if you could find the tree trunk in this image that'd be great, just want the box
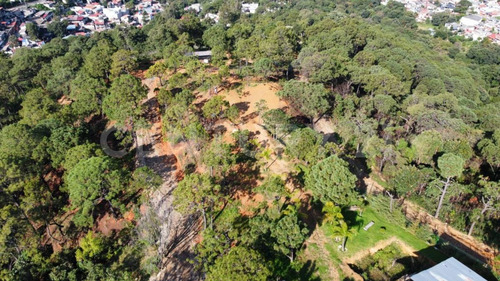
[468,203,490,236]
[434,177,451,218]
[201,208,207,230]
[468,221,477,236]
[342,236,347,252]
[387,192,394,213]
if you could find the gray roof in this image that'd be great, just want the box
[463,14,482,22]
[193,50,212,57]
[411,257,487,281]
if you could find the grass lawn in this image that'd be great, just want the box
[322,202,448,263]
[417,22,435,30]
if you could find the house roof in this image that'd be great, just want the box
[411,258,487,281]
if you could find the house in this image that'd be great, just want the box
[187,50,212,63]
[102,7,127,21]
[205,13,219,23]
[241,3,259,14]
[460,14,483,27]
[184,3,201,13]
[410,257,487,281]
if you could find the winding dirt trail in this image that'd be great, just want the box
[138,77,201,281]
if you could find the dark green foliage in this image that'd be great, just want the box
[305,155,358,206]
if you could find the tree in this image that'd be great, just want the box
[331,219,355,252]
[0,123,42,182]
[202,137,235,177]
[262,109,290,139]
[110,49,138,79]
[63,142,104,171]
[75,231,105,262]
[411,130,443,165]
[202,24,229,63]
[259,25,297,78]
[26,22,40,40]
[388,165,434,199]
[363,136,398,174]
[277,81,330,127]
[286,127,323,164]
[255,175,287,199]
[47,125,84,168]
[173,173,222,230]
[202,96,229,126]
[322,201,354,252]
[305,155,358,206]
[145,61,168,86]
[83,40,115,79]
[65,156,128,227]
[205,246,271,281]
[47,18,69,37]
[8,35,19,48]
[454,0,471,14]
[270,213,308,262]
[225,105,240,124]
[468,179,500,236]
[253,58,274,79]
[19,88,58,126]
[103,74,148,128]
[130,166,162,199]
[434,153,465,218]
[69,73,107,118]
[478,130,500,174]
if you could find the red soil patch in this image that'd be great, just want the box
[96,213,126,236]
[124,210,135,222]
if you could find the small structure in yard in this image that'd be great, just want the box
[363,221,374,231]
[186,50,212,63]
[410,257,487,281]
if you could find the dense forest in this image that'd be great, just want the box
[1,0,499,280]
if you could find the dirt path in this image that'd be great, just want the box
[311,116,498,266]
[364,177,498,264]
[138,78,200,281]
[305,227,342,280]
[344,236,417,264]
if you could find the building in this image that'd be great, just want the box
[410,257,487,281]
[184,3,201,13]
[460,14,483,27]
[241,3,258,14]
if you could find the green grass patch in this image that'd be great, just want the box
[417,22,435,30]
[322,196,447,264]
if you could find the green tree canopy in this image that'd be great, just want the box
[305,155,358,206]
[206,246,271,281]
[103,74,148,128]
[65,156,129,227]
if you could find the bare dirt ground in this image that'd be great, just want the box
[139,77,200,281]
[304,228,342,280]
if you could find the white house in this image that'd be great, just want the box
[460,14,483,27]
[241,3,259,14]
[184,3,201,13]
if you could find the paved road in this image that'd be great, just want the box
[7,0,46,11]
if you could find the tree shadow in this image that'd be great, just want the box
[233,101,250,114]
[241,111,259,123]
[434,234,498,280]
[297,260,321,281]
